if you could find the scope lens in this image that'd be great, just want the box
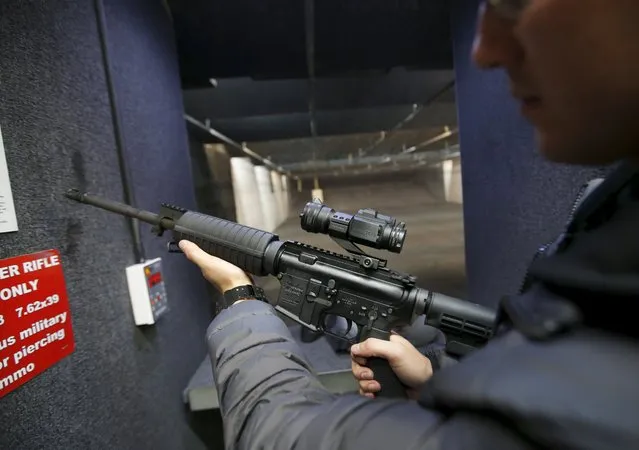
[387,223,407,253]
[300,201,334,233]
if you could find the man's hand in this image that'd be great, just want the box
[179,240,252,294]
[350,333,433,399]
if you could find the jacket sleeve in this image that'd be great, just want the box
[207,300,447,450]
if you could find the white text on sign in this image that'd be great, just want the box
[0,254,60,303]
[0,280,39,301]
[0,255,60,281]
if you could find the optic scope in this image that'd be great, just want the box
[300,200,407,253]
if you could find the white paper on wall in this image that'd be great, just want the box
[0,125,18,233]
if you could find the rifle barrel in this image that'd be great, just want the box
[65,189,164,227]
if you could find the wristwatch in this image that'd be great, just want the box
[222,284,268,308]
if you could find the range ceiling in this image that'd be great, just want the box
[168,0,453,84]
[167,0,458,172]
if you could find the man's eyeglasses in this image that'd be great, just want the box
[487,0,530,19]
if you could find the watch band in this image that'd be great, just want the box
[223,284,267,308]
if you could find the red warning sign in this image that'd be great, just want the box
[0,249,74,398]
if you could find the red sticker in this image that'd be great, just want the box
[0,249,75,398]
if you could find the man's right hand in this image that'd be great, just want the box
[350,333,433,399]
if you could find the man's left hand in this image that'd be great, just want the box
[179,240,252,293]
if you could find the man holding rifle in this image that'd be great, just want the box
[180,1,639,448]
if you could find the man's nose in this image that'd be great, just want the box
[471,4,522,70]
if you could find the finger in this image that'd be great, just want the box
[358,387,376,398]
[179,240,236,270]
[351,355,368,367]
[359,380,381,393]
[351,338,403,362]
[350,360,366,379]
[351,360,359,378]
[179,240,218,268]
[351,363,374,381]
[179,240,249,291]
[389,333,412,347]
[359,380,375,392]
[359,388,375,398]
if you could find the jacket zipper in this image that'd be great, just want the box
[518,182,593,294]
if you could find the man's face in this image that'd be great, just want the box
[473,0,639,165]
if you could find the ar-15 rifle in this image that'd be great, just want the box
[65,189,495,398]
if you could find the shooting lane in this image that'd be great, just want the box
[253,166,279,233]
[0,1,217,448]
[270,170,287,227]
[188,143,237,223]
[229,157,266,229]
[281,174,292,220]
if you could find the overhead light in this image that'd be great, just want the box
[404,126,457,154]
[209,78,218,88]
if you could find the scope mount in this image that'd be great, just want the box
[329,236,388,270]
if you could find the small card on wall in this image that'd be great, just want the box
[0,125,18,234]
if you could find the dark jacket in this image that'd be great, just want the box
[206,165,639,450]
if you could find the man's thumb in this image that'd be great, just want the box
[179,240,206,264]
[351,338,401,362]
